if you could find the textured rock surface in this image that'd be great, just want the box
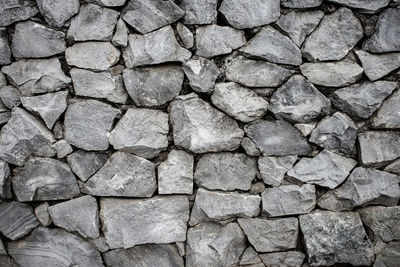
[355,50,400,81]
[240,247,262,265]
[358,131,400,166]
[371,90,400,129]
[0,0,38,27]
[374,241,400,267]
[259,251,305,267]
[258,155,297,186]
[112,18,128,47]
[0,160,11,199]
[179,0,218,25]
[0,86,20,109]
[176,22,193,49]
[36,0,80,28]
[67,150,108,182]
[281,0,322,8]
[34,202,51,226]
[182,57,219,93]
[0,28,11,65]
[328,0,389,14]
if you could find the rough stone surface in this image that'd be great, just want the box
[242,137,261,157]
[67,150,108,182]
[34,202,51,226]
[385,159,400,176]
[371,90,400,129]
[176,22,193,49]
[358,131,400,166]
[240,247,262,265]
[182,58,219,93]
[179,0,218,25]
[374,241,400,267]
[53,139,73,158]
[0,0,38,27]
[112,18,128,47]
[0,28,11,65]
[258,155,297,186]
[355,50,400,81]
[36,0,80,28]
[0,160,11,199]
[281,0,322,8]
[86,0,126,7]
[328,0,389,14]
[259,251,305,267]
[0,86,20,109]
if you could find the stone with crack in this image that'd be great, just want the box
[258,155,297,186]
[176,22,193,49]
[179,0,218,25]
[36,0,80,28]
[259,251,305,267]
[358,131,400,166]
[182,58,220,93]
[355,50,400,81]
[374,241,400,267]
[240,247,262,265]
[0,28,11,65]
[0,86,20,109]
[371,90,400,129]
[67,150,108,182]
[0,0,38,27]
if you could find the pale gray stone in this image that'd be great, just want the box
[34,202,51,226]
[374,242,400,267]
[1,58,71,96]
[112,19,128,47]
[300,59,363,87]
[186,222,246,266]
[86,0,126,6]
[358,131,400,166]
[299,211,374,266]
[170,93,244,153]
[385,159,400,176]
[371,90,400,129]
[288,149,357,189]
[36,0,80,28]
[258,156,297,186]
[355,50,400,81]
[328,0,389,14]
[100,196,189,249]
[0,160,11,199]
[238,218,299,253]
[259,251,305,267]
[67,150,107,182]
[240,247,262,265]
[176,22,193,49]
[7,227,104,267]
[212,82,269,122]
[281,0,322,8]
[0,112,11,126]
[0,0,38,27]
[0,86,20,109]
[158,150,194,195]
[182,57,219,93]
[295,122,317,137]
[196,25,246,58]
[89,236,109,253]
[53,139,73,158]
[241,137,261,156]
[82,152,156,197]
[123,26,191,67]
[176,242,185,257]
[0,28,11,65]
[244,120,310,156]
[179,0,218,24]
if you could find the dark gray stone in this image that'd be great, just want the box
[86,0,126,7]
[358,131,400,166]
[179,0,218,25]
[0,86,20,109]
[0,0,38,27]
[182,57,220,93]
[355,50,400,81]
[241,137,261,156]
[0,160,11,199]
[371,90,400,129]
[0,28,11,65]
[374,242,400,267]
[67,150,108,182]
[328,0,389,14]
[258,155,297,186]
[36,0,80,28]
[281,0,322,8]
[259,251,305,267]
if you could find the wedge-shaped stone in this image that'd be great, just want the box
[100,196,189,249]
[385,159,400,176]
[0,85,20,109]
[0,160,11,199]
[0,28,12,65]
[281,0,322,8]
[328,0,389,14]
[259,251,305,267]
[83,152,156,197]
[112,18,128,47]
[36,0,80,28]
[0,0,38,27]
[182,57,220,93]
[240,247,262,265]
[34,202,51,226]
[258,156,297,186]
[176,22,193,49]
[179,0,218,24]
[371,90,400,129]
[358,131,400,166]
[67,150,107,182]
[355,50,400,81]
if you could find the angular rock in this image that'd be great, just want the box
[36,0,80,28]
[0,160,11,199]
[67,150,108,182]
[244,120,310,156]
[241,137,261,156]
[12,21,66,58]
[65,100,120,151]
[182,57,219,93]
[363,9,400,53]
[240,26,302,66]
[295,122,317,136]
[270,75,330,123]
[82,152,156,197]
[109,108,168,158]
[48,195,99,239]
[158,150,194,195]
[0,202,39,240]
[112,19,128,47]
[385,159,400,176]
[20,91,68,129]
[374,242,400,267]
[123,26,191,67]
[190,188,261,225]
[100,196,189,249]
[358,131,400,166]
[259,251,305,267]
[212,82,269,122]
[7,227,104,267]
[240,247,262,265]
[34,202,51,226]
[196,25,246,58]
[0,108,56,166]
[86,0,126,6]
[1,58,71,96]
[219,0,280,29]
[0,28,11,65]
[281,0,322,8]
[0,72,6,88]
[0,86,20,109]
[299,211,374,266]
[288,149,357,189]
[194,152,256,191]
[309,112,357,156]
[277,10,324,47]
[179,0,218,25]
[238,218,299,253]
[371,90,400,129]
[258,156,297,186]
[355,50,400,81]
[300,59,363,87]
[0,0,38,27]
[176,22,193,49]
[53,139,73,158]
[332,81,397,119]
[170,93,243,153]
[123,65,183,107]
[328,0,389,14]
[186,222,246,266]
[0,111,11,126]
[302,8,363,61]
[89,235,109,253]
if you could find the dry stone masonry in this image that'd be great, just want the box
[0,0,399,266]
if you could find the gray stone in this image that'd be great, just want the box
[238,218,299,253]
[374,242,400,267]
[277,11,324,47]
[0,0,38,27]
[302,8,363,61]
[244,120,310,156]
[176,242,185,257]
[68,4,119,41]
[309,112,357,156]
[0,112,11,126]
[0,72,5,88]
[65,100,120,151]
[12,21,66,58]
[176,22,193,49]
[170,93,243,153]
[0,86,20,109]
[1,58,71,96]
[186,222,246,266]
[318,167,400,211]
[219,0,280,29]
[212,82,269,122]
[363,9,400,53]
[0,28,11,65]
[36,0,80,28]
[328,0,389,14]
[240,26,302,66]
[20,91,68,129]
[53,139,73,158]
[34,202,51,226]
[190,188,261,225]
[0,108,56,166]
[82,152,156,197]
[301,59,363,87]
[358,131,400,166]
[259,251,305,267]
[194,152,257,191]
[385,159,400,176]
[121,0,184,34]
[158,150,194,195]
[0,160,11,199]
[104,244,184,267]
[281,0,322,8]
[67,150,108,182]
[241,137,261,156]
[123,65,183,107]
[299,211,374,266]
[86,0,126,7]
[100,195,189,249]
[258,156,297,186]
[240,247,262,265]
[225,56,294,88]
[182,57,219,93]
[371,90,400,129]
[70,68,128,104]
[270,75,330,123]
[109,108,168,158]
[123,26,191,67]
[7,227,104,267]
[332,81,397,119]
[355,50,400,81]
[48,195,99,239]
[196,25,246,58]
[295,122,317,136]
[89,236,109,253]
[179,0,218,24]
[0,202,39,240]
[288,149,357,189]
[112,19,128,47]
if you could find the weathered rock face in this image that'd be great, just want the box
[0,0,38,27]
[176,22,193,49]
[259,251,305,267]
[374,241,400,267]
[258,155,297,186]
[87,0,126,7]
[0,160,11,199]
[182,57,220,93]
[112,18,128,47]
[36,0,80,28]
[34,202,51,226]
[179,0,218,24]
[371,90,400,129]
[355,50,400,81]
[0,28,11,65]
[358,131,400,166]
[328,0,389,14]
[0,86,20,109]
[281,0,322,8]
[67,150,107,182]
